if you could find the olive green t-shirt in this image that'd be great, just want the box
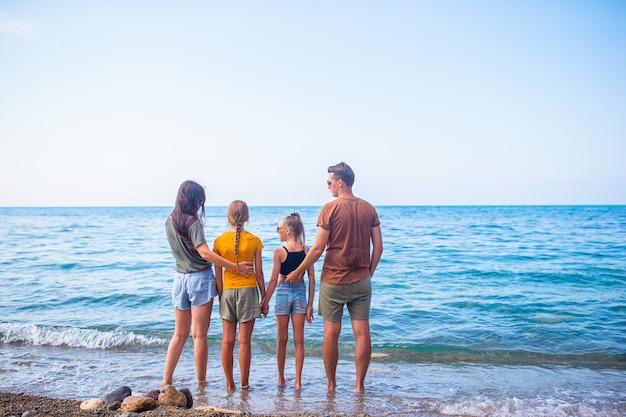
[165,216,212,273]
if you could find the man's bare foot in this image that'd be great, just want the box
[294,382,302,390]
[354,382,365,393]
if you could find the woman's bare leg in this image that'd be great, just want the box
[163,308,191,386]
[190,300,213,386]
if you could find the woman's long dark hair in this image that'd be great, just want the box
[171,180,205,249]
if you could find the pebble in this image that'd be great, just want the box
[103,386,132,402]
[120,396,158,413]
[158,385,187,408]
[79,398,103,410]
[145,389,160,401]
[107,401,122,410]
[179,388,193,408]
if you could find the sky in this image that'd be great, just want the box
[1,1,625,207]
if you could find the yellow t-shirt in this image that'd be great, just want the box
[213,230,264,290]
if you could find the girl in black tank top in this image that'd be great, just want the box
[260,212,315,389]
[280,247,306,276]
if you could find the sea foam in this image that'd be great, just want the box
[0,321,165,349]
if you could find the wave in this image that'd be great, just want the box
[0,322,167,349]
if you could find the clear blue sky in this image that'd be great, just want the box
[1,1,624,206]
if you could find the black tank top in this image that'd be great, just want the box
[279,247,306,275]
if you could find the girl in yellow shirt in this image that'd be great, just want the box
[213,200,266,390]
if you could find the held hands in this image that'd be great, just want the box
[260,301,269,318]
[237,261,254,277]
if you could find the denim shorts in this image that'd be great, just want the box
[274,282,307,315]
[171,268,218,310]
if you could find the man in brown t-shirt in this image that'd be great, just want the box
[286,162,383,392]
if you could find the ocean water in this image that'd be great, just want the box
[0,205,624,417]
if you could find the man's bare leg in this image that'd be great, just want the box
[352,319,371,392]
[323,320,342,391]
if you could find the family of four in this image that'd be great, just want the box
[162,162,383,393]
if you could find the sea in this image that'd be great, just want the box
[0,205,624,417]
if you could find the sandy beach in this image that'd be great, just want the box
[1,391,368,417]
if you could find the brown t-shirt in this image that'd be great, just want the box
[317,197,380,285]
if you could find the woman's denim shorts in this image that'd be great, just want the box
[172,268,217,310]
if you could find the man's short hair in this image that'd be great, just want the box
[328,162,355,187]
